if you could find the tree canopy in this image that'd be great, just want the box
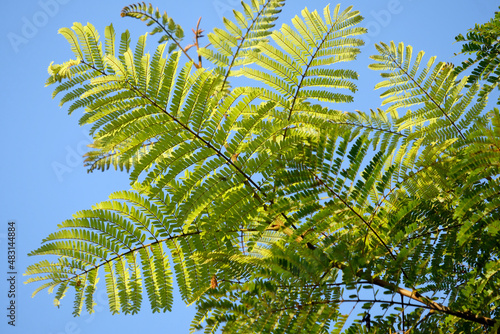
[25,2,500,333]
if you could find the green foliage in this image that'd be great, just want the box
[121,2,185,53]
[26,2,500,333]
[455,6,500,104]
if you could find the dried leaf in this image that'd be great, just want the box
[210,275,218,289]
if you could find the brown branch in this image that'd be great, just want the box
[368,277,496,327]
[193,17,203,68]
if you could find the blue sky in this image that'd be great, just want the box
[0,0,498,333]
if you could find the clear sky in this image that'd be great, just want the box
[0,0,498,333]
